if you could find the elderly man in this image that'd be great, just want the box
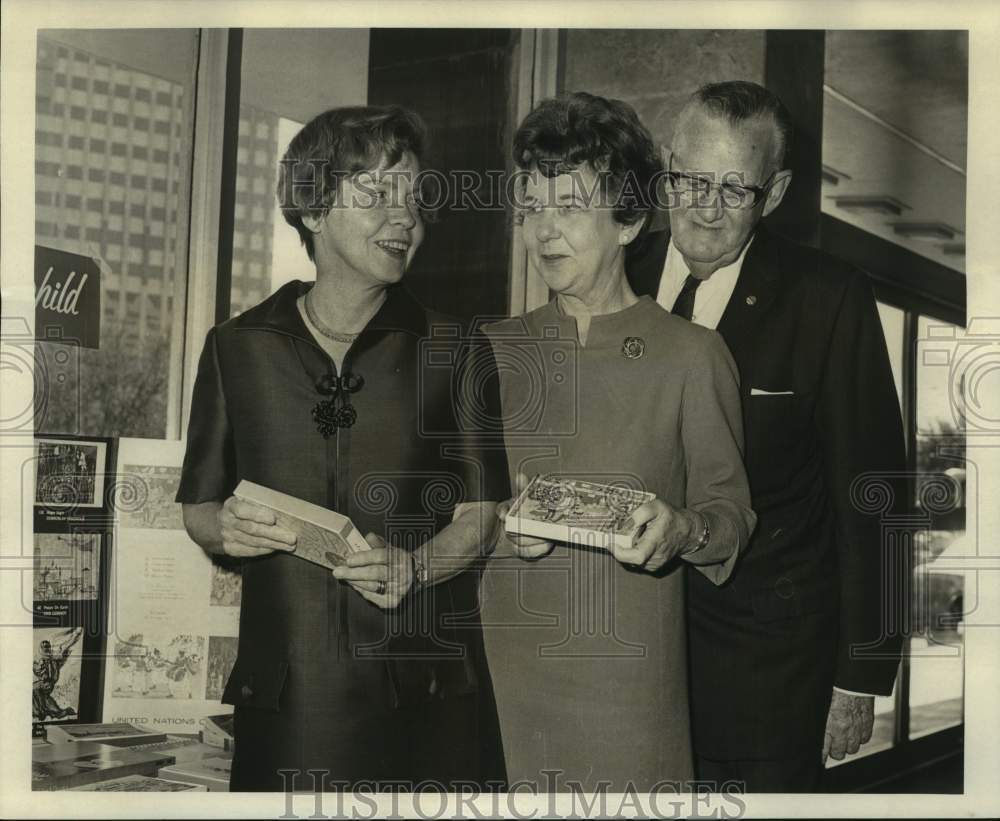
[627,80,906,791]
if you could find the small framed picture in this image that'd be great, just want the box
[33,435,115,528]
[34,437,108,509]
[32,625,85,724]
[33,532,102,603]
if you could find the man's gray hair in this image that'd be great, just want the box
[688,80,793,170]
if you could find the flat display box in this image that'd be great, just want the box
[505,475,654,552]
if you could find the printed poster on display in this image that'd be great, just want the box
[32,626,86,725]
[102,438,239,735]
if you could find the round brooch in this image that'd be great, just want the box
[622,337,645,360]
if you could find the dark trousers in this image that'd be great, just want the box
[695,754,824,793]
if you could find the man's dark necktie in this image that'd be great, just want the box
[671,273,702,321]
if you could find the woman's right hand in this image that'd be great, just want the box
[495,473,555,561]
[218,496,298,558]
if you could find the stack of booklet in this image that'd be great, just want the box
[32,741,177,791]
[45,722,167,747]
[157,756,232,792]
[32,724,233,791]
[117,734,226,764]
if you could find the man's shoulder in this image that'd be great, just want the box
[755,228,865,299]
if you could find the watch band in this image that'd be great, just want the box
[410,551,429,592]
[690,512,710,554]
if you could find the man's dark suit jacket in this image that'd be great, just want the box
[627,226,907,760]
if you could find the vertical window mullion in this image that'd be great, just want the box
[180,29,232,436]
[894,307,920,746]
[213,29,243,325]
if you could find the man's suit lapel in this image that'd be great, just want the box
[715,229,783,375]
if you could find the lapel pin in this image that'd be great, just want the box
[746,295,757,306]
[622,337,645,360]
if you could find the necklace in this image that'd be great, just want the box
[304,293,362,344]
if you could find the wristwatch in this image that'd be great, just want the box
[410,551,429,592]
[689,512,710,554]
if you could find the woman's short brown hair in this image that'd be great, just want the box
[512,91,662,233]
[277,105,427,260]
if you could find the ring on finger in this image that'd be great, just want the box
[375,579,387,595]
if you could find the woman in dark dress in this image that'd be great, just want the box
[177,106,507,792]
[480,93,757,791]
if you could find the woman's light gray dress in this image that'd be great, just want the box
[481,296,755,792]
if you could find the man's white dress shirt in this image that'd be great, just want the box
[654,237,750,330]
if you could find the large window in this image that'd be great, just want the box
[226,30,370,317]
[911,316,965,739]
[34,30,199,438]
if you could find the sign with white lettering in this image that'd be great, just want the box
[35,245,101,349]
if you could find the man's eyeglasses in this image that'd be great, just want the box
[666,153,779,210]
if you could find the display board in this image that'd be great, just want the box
[100,438,237,734]
[31,434,115,730]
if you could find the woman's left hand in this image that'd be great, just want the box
[331,533,414,608]
[611,499,699,573]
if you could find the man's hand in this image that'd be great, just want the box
[332,533,414,608]
[495,472,555,561]
[218,496,297,558]
[611,499,700,573]
[823,690,875,764]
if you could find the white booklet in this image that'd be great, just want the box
[504,475,655,552]
[233,481,370,569]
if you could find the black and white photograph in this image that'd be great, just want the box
[33,438,107,509]
[33,532,100,601]
[2,0,999,817]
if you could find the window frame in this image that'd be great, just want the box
[177,29,231,435]
[33,28,202,442]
